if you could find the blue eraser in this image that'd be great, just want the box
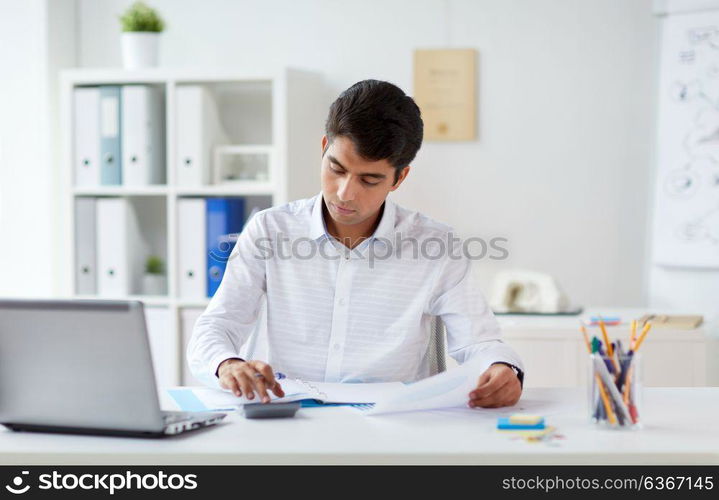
[497,417,546,430]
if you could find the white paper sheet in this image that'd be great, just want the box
[365,359,485,416]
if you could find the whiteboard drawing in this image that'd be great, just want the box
[653,12,719,267]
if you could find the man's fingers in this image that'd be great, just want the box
[237,373,256,400]
[251,373,271,403]
[469,378,512,407]
[471,373,501,399]
[255,363,278,391]
[223,377,242,397]
[271,382,285,398]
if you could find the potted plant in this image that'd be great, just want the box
[143,255,167,295]
[119,1,165,69]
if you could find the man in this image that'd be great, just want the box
[188,80,524,408]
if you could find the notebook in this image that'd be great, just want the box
[165,379,403,412]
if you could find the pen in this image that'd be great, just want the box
[253,371,286,381]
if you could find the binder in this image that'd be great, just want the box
[206,198,245,297]
[74,197,97,294]
[99,86,123,185]
[73,87,101,186]
[121,85,165,186]
[177,198,207,299]
[96,198,145,296]
[176,86,228,186]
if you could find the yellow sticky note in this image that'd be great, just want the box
[509,414,543,425]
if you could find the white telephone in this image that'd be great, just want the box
[490,270,570,314]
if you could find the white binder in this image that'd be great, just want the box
[180,308,205,386]
[74,198,97,294]
[96,198,145,296]
[121,85,166,186]
[73,87,101,186]
[176,86,227,186]
[177,198,207,299]
[145,307,178,387]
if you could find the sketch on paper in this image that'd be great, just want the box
[653,16,719,268]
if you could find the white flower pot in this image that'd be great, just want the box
[121,32,160,69]
[142,274,167,296]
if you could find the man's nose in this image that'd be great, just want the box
[337,177,357,202]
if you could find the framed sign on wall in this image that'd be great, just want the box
[413,48,477,141]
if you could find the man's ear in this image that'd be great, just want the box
[390,166,411,191]
[321,135,329,156]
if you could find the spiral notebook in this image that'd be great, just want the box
[165,379,403,412]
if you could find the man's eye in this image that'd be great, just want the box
[330,166,343,174]
[362,179,380,186]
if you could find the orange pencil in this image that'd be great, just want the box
[622,365,633,405]
[633,322,653,352]
[596,374,617,426]
[598,318,613,357]
[598,317,620,374]
[580,324,592,354]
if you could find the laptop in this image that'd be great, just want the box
[0,299,226,437]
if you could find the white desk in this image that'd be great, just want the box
[1,388,717,465]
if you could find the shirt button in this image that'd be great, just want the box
[333,343,341,351]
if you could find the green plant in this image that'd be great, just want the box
[119,1,165,33]
[145,255,165,275]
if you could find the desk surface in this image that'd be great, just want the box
[1,388,717,465]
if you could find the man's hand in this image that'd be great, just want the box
[217,359,285,403]
[468,363,522,408]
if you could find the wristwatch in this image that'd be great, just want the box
[491,362,524,388]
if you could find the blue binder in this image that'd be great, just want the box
[99,86,122,185]
[206,198,245,297]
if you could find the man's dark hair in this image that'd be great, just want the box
[325,79,423,184]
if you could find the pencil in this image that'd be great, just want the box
[598,318,613,357]
[598,318,620,374]
[629,319,637,350]
[580,325,592,354]
[595,374,617,426]
[622,363,633,406]
[633,322,653,352]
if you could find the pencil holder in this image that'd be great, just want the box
[588,353,642,429]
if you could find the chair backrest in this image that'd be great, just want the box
[428,316,447,376]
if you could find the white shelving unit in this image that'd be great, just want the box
[61,68,326,386]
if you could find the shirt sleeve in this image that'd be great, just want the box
[186,212,268,388]
[425,236,524,378]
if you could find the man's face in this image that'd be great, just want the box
[320,135,409,227]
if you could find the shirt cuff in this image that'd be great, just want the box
[491,361,525,388]
[210,354,245,379]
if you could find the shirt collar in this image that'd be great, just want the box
[308,193,396,243]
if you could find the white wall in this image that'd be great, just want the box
[0,0,75,297]
[75,0,659,309]
[0,0,660,310]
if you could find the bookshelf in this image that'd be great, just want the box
[61,68,326,387]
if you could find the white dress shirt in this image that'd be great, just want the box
[187,193,524,387]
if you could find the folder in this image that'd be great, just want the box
[96,198,144,296]
[73,87,101,187]
[178,198,207,299]
[176,86,228,186]
[74,198,97,295]
[206,198,245,297]
[121,85,165,186]
[145,306,178,388]
[99,86,123,185]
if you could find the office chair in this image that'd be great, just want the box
[428,316,447,376]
